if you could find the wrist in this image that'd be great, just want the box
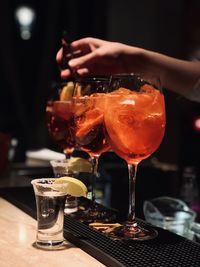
[122,46,158,75]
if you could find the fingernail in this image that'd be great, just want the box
[69,59,76,67]
[77,68,88,75]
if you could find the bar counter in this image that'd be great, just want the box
[1,167,200,267]
[0,197,105,267]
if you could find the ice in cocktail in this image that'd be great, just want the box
[104,86,165,165]
[74,94,110,158]
[46,100,76,156]
[102,73,166,240]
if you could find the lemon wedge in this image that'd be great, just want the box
[60,81,74,101]
[54,176,88,197]
[67,157,92,173]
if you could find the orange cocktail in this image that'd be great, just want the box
[72,77,113,223]
[103,73,166,240]
[46,100,76,156]
[74,94,110,158]
[104,85,165,165]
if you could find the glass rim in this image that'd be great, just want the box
[31,178,57,187]
[146,210,196,222]
[110,72,162,90]
[111,72,159,78]
[31,178,68,195]
[50,159,69,164]
[111,72,161,81]
[75,75,111,83]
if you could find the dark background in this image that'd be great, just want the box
[0,0,200,216]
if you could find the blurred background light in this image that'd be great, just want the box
[193,116,200,132]
[14,6,36,40]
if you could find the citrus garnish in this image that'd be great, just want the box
[54,176,88,197]
[60,81,74,101]
[67,157,92,173]
[53,101,73,120]
[141,83,155,93]
[76,109,103,140]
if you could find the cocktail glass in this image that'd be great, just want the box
[46,81,76,158]
[50,157,92,215]
[31,178,67,249]
[104,73,166,240]
[50,159,78,214]
[73,77,114,223]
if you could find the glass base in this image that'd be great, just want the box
[82,205,116,224]
[107,222,158,241]
[82,209,116,224]
[64,206,78,214]
[64,196,78,214]
[34,239,66,250]
[69,205,117,224]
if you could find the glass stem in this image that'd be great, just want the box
[64,148,74,159]
[90,156,98,205]
[64,153,71,159]
[127,163,138,226]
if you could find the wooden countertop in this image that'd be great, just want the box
[0,197,105,267]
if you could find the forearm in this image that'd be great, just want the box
[143,50,200,97]
[57,37,200,98]
[122,44,200,96]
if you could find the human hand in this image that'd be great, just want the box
[56,37,138,79]
[57,37,200,98]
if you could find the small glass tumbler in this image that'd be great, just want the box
[50,159,78,214]
[143,196,196,240]
[31,178,67,249]
[50,159,76,177]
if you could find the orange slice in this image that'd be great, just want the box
[60,81,74,101]
[76,109,103,139]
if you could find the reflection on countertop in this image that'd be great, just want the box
[0,197,105,267]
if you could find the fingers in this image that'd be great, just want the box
[71,37,105,50]
[69,50,99,70]
[56,48,63,64]
[57,37,105,67]
[76,68,89,76]
[56,48,70,79]
[60,69,71,79]
[57,37,106,79]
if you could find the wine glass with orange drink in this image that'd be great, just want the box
[46,31,78,158]
[46,81,76,158]
[73,77,116,223]
[103,73,166,240]
[46,81,94,216]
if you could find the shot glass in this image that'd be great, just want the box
[31,178,67,249]
[50,159,78,214]
[50,159,79,177]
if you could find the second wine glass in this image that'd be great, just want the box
[73,77,114,223]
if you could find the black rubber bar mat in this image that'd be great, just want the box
[1,187,200,267]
